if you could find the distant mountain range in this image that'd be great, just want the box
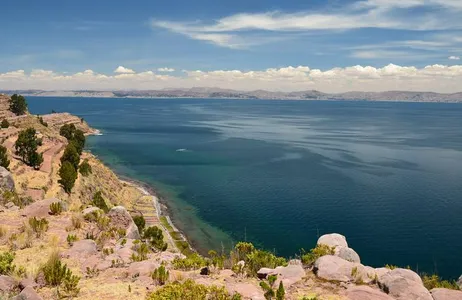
[2,88,462,102]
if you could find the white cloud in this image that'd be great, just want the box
[1,64,462,93]
[151,0,462,48]
[449,56,460,60]
[157,67,175,72]
[114,66,135,74]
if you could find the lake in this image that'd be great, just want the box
[28,97,462,279]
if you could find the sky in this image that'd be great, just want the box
[1,0,462,93]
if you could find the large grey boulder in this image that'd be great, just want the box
[346,285,395,300]
[107,206,140,239]
[335,246,361,263]
[317,233,348,248]
[0,166,14,191]
[0,275,18,292]
[21,198,63,218]
[128,260,159,277]
[378,268,432,300]
[314,255,376,283]
[431,288,462,300]
[63,239,98,259]
[12,286,43,300]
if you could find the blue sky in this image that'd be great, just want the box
[1,0,461,92]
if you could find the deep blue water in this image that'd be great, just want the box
[28,97,462,279]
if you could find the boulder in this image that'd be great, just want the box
[378,268,432,300]
[0,167,14,191]
[12,286,43,300]
[0,275,18,292]
[273,264,305,288]
[21,198,63,218]
[63,239,98,259]
[5,202,15,209]
[200,267,210,276]
[317,233,348,248]
[107,206,140,239]
[82,206,102,218]
[314,255,376,284]
[431,288,462,300]
[19,278,37,290]
[346,286,395,300]
[128,261,159,277]
[335,246,361,263]
[226,282,265,300]
[257,268,274,279]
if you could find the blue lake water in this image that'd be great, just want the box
[28,97,462,279]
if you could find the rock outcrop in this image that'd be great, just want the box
[378,268,433,300]
[346,285,395,300]
[0,167,14,192]
[107,206,140,239]
[21,198,63,218]
[318,233,361,263]
[0,275,18,293]
[12,286,43,300]
[430,288,462,300]
[314,255,375,283]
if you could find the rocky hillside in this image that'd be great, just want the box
[0,94,460,299]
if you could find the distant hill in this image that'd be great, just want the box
[1,88,462,102]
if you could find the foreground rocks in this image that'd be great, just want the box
[0,167,14,191]
[107,206,140,239]
[377,268,433,300]
[346,285,395,300]
[431,288,462,300]
[318,233,361,263]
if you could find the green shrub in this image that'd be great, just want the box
[143,226,167,252]
[152,265,169,285]
[14,128,43,169]
[0,145,10,170]
[1,119,9,129]
[58,161,77,194]
[260,274,278,300]
[208,250,225,270]
[422,274,460,290]
[9,94,28,115]
[92,191,109,213]
[41,252,80,298]
[172,253,208,271]
[61,143,80,170]
[234,242,255,261]
[301,244,335,266]
[78,159,92,176]
[146,279,241,300]
[0,251,15,275]
[131,241,149,262]
[49,202,63,215]
[38,116,48,127]
[66,234,78,246]
[28,217,49,237]
[1,191,33,208]
[133,215,146,233]
[245,249,287,277]
[276,281,285,300]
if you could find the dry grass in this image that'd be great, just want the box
[71,213,84,230]
[0,225,7,238]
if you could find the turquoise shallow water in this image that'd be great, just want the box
[28,97,462,279]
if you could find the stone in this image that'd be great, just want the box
[128,261,159,277]
[200,267,210,276]
[19,278,37,290]
[375,267,391,278]
[335,246,361,263]
[5,202,14,208]
[257,268,274,279]
[107,206,140,239]
[314,255,357,282]
[346,285,395,300]
[273,264,305,288]
[378,268,432,300]
[21,198,62,218]
[317,233,348,248]
[12,286,43,300]
[82,206,102,217]
[431,288,462,300]
[0,275,18,292]
[8,205,19,211]
[226,282,265,300]
[0,167,14,191]
[63,239,98,259]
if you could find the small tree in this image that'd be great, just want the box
[59,124,76,140]
[9,94,28,115]
[276,282,285,300]
[0,145,10,170]
[79,159,92,176]
[61,143,80,169]
[133,215,146,233]
[143,226,167,251]
[15,128,43,169]
[152,265,169,285]
[1,119,9,129]
[58,161,77,194]
[92,191,109,213]
[72,130,85,154]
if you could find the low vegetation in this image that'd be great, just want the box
[143,226,167,251]
[41,251,80,298]
[133,215,146,233]
[1,190,33,208]
[1,119,9,128]
[260,274,285,300]
[92,191,109,213]
[146,279,242,300]
[301,244,335,266]
[422,274,460,290]
[172,253,208,271]
[152,265,169,285]
[0,145,10,170]
[50,202,63,215]
[78,159,92,176]
[0,251,16,275]
[28,217,49,237]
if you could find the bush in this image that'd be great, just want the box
[38,116,48,127]
[1,119,9,128]
[49,202,63,215]
[41,252,80,297]
[1,191,32,208]
[172,253,208,271]
[71,213,83,229]
[28,217,49,237]
[422,274,460,290]
[245,249,287,277]
[301,244,335,266]
[14,128,43,169]
[0,251,15,275]
[78,159,92,176]
[131,241,149,262]
[152,265,169,285]
[143,226,167,252]
[92,191,109,213]
[133,215,146,233]
[66,234,78,246]
[9,94,28,115]
[0,145,10,170]
[260,274,278,300]
[146,279,241,300]
[61,143,80,170]
[58,161,77,194]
